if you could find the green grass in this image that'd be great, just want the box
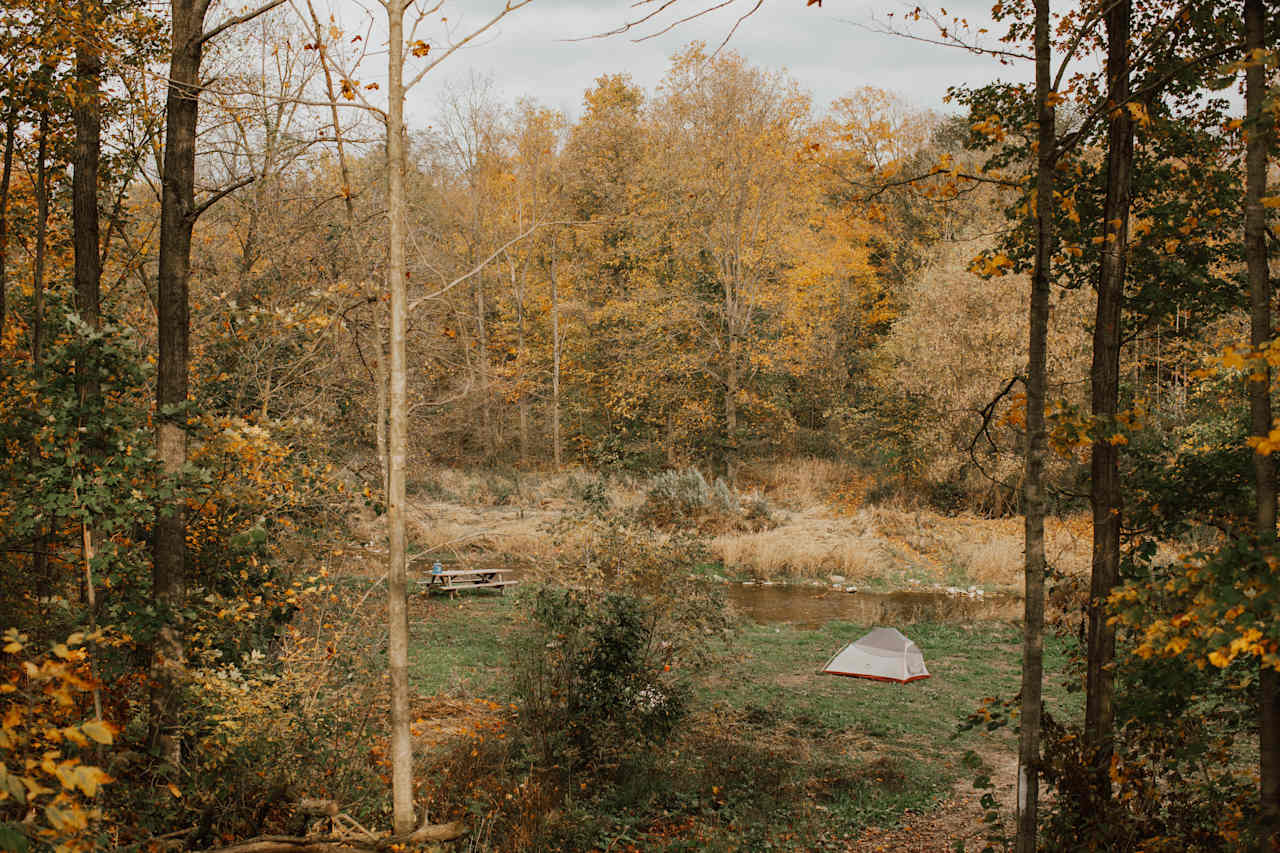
[407,595,514,696]
[702,620,1032,748]
[406,592,1073,850]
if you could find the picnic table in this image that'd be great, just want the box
[416,565,519,597]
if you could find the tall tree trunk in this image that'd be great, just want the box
[724,328,739,483]
[1245,0,1280,840]
[516,260,529,465]
[475,271,493,457]
[73,2,104,684]
[0,106,15,343]
[375,321,390,499]
[1084,0,1134,792]
[74,10,103,353]
[32,108,50,370]
[1014,1,1054,849]
[550,246,561,470]
[152,0,208,768]
[385,1,414,833]
[31,109,52,601]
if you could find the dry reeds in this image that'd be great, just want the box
[710,505,1092,587]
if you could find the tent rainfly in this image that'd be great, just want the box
[822,627,930,683]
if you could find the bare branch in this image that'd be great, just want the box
[403,0,537,93]
[200,0,290,47]
[187,174,256,222]
[850,13,1034,63]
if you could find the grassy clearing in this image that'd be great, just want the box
[404,590,1073,851]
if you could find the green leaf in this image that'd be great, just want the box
[0,823,30,852]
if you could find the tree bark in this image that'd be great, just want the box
[30,108,52,601]
[1084,0,1134,792]
[152,0,207,766]
[74,4,104,344]
[1245,0,1279,840]
[384,1,414,833]
[0,106,15,343]
[73,3,105,700]
[551,245,561,470]
[32,108,50,371]
[1014,1,1053,849]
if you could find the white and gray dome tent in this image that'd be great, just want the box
[822,627,930,683]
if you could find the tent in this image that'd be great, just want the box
[822,627,930,683]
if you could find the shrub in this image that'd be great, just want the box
[637,469,774,532]
[507,587,691,774]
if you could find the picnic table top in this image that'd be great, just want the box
[421,567,513,579]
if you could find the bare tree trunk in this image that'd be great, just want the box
[32,108,50,370]
[475,272,492,457]
[74,13,103,342]
[1014,1,1054,849]
[73,4,104,721]
[152,0,206,769]
[724,329,739,483]
[516,260,529,465]
[384,0,414,833]
[550,246,561,470]
[375,312,390,498]
[0,106,15,342]
[1084,0,1134,793]
[1245,0,1280,840]
[151,0,287,767]
[30,108,52,601]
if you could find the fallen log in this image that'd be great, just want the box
[202,820,468,853]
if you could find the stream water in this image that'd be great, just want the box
[722,584,1021,627]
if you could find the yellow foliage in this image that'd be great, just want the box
[0,632,114,851]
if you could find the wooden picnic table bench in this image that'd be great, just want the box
[416,567,519,597]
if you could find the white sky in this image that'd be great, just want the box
[297,0,1033,126]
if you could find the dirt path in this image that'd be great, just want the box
[847,745,1017,852]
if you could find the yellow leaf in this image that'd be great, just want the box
[80,720,113,746]
[1262,196,1280,208]
[411,40,430,57]
[72,766,110,797]
[168,783,182,798]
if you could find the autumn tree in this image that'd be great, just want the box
[648,45,811,479]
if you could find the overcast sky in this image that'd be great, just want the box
[300,0,1031,127]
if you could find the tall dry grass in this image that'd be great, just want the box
[351,465,1095,591]
[710,505,1091,587]
[739,456,862,509]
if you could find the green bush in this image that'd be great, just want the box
[508,586,691,773]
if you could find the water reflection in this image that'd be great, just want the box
[723,584,1021,627]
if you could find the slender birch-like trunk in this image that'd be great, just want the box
[1014,1,1053,848]
[383,0,414,832]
